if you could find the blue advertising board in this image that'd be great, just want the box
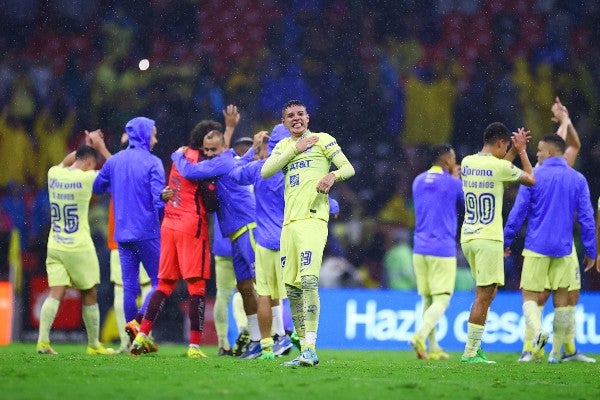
[316,289,600,352]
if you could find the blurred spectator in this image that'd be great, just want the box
[320,256,361,288]
[513,58,554,142]
[33,98,76,187]
[402,60,458,146]
[0,110,34,188]
[382,228,416,290]
[8,70,36,126]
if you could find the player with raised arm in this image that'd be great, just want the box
[261,100,355,366]
[460,122,535,364]
[37,130,114,355]
[510,97,597,363]
[504,132,596,364]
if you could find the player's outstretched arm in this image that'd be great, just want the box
[223,104,240,148]
[552,96,580,167]
[171,150,229,181]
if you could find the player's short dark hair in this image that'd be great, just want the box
[233,137,253,147]
[204,130,225,144]
[430,143,454,164]
[540,133,566,154]
[233,137,253,157]
[282,100,306,116]
[75,145,98,161]
[483,122,511,145]
[190,120,223,149]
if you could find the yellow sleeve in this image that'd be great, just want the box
[261,142,296,178]
[330,150,355,181]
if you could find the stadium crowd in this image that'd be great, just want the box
[1,0,600,303]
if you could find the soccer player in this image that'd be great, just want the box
[37,130,114,355]
[229,124,294,360]
[93,117,170,351]
[409,143,463,360]
[508,98,597,363]
[460,122,535,364]
[261,100,355,367]
[504,133,596,363]
[130,121,216,358]
[171,129,261,358]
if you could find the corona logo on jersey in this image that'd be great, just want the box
[48,179,83,190]
[317,289,600,352]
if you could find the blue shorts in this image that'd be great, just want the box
[231,228,256,282]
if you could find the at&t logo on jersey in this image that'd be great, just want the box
[283,159,312,174]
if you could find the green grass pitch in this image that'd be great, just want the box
[1,343,599,400]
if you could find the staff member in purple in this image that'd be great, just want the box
[504,134,596,364]
[409,143,464,361]
[93,117,170,349]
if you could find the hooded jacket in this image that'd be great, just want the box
[93,117,166,242]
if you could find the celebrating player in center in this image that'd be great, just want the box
[261,99,355,366]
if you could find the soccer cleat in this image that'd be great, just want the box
[282,355,301,367]
[86,344,116,355]
[36,342,58,355]
[518,351,533,362]
[408,335,428,359]
[232,330,250,357]
[239,340,262,359]
[130,333,158,356]
[532,347,545,361]
[548,354,560,364]
[532,331,549,356]
[298,347,319,366]
[273,334,293,356]
[428,350,450,360]
[218,347,233,356]
[187,346,207,358]
[259,350,276,360]
[288,330,301,351]
[461,348,496,364]
[561,351,596,363]
[476,348,493,362]
[125,320,140,344]
[461,354,496,364]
